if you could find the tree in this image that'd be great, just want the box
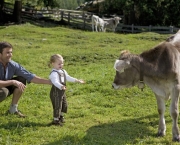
[0,0,22,24]
[13,0,22,23]
[101,0,180,26]
[0,0,4,23]
[37,0,85,9]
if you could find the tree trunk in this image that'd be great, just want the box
[0,0,4,23]
[13,0,22,23]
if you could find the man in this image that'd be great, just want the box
[0,41,52,117]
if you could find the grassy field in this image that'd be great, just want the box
[0,23,179,145]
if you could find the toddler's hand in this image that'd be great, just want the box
[61,86,66,90]
[78,79,85,84]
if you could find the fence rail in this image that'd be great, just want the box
[3,2,180,34]
[119,24,179,34]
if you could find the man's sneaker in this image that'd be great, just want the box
[59,116,65,123]
[14,110,26,118]
[8,110,26,118]
[51,120,63,126]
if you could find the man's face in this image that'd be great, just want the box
[0,47,13,65]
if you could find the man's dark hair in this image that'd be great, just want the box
[0,42,13,53]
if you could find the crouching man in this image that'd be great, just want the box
[0,41,52,117]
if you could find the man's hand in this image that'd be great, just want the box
[13,80,26,92]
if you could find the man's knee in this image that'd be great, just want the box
[14,87,23,95]
[0,88,9,102]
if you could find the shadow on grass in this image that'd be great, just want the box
[44,114,171,145]
[0,16,67,28]
[0,120,48,129]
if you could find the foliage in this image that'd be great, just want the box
[4,0,180,26]
[5,0,85,9]
[0,23,179,145]
[37,0,85,9]
[101,0,180,26]
[37,0,83,9]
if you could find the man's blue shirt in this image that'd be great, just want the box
[0,60,35,83]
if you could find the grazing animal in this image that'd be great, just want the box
[103,17,121,32]
[92,14,107,32]
[112,30,180,141]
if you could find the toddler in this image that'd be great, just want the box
[48,54,85,126]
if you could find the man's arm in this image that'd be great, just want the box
[30,76,52,85]
[0,80,15,88]
[0,80,26,92]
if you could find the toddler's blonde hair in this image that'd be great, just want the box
[48,54,64,68]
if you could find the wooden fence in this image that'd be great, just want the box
[3,2,180,34]
[119,24,179,34]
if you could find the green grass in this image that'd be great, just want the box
[0,23,178,145]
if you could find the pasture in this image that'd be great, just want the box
[0,23,179,145]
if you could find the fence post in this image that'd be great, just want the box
[132,24,134,33]
[61,11,64,21]
[170,26,174,33]
[149,25,152,32]
[83,11,85,30]
[68,12,70,25]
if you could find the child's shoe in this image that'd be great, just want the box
[59,115,65,123]
[51,120,63,126]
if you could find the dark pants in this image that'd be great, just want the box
[0,76,26,102]
[50,86,68,118]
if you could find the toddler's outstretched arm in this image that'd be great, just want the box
[76,79,85,84]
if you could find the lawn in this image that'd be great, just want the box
[0,23,179,145]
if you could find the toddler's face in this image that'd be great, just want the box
[52,59,64,70]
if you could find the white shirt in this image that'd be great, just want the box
[49,69,76,90]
